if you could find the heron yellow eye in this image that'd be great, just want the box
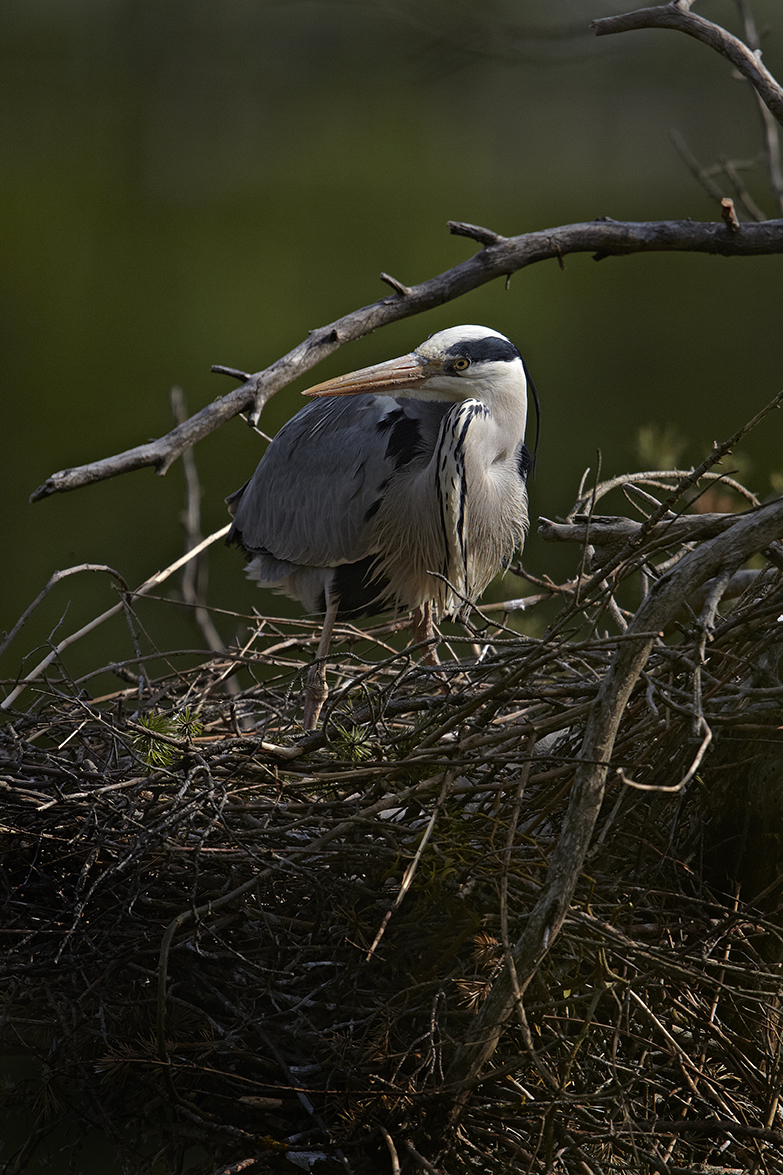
[452,357,471,372]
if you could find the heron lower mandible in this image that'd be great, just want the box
[227,325,536,729]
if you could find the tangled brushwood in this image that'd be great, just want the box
[3,447,783,1175]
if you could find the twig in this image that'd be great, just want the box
[672,131,770,222]
[171,387,231,660]
[0,564,129,660]
[670,128,728,205]
[1,525,231,711]
[539,509,759,550]
[549,391,783,632]
[721,196,741,230]
[574,450,602,607]
[404,1139,444,1174]
[379,272,413,297]
[736,0,783,213]
[616,719,712,792]
[366,772,452,960]
[447,221,507,246]
[566,468,761,521]
[721,156,768,222]
[380,1127,401,1175]
[156,873,266,1107]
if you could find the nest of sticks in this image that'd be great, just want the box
[3,448,783,1175]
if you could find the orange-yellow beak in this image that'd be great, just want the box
[303,353,434,398]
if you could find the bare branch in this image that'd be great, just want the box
[171,387,230,659]
[446,493,783,1096]
[548,390,783,631]
[736,0,783,212]
[538,509,756,549]
[379,272,413,296]
[721,155,768,221]
[30,216,783,502]
[1,525,231,712]
[448,221,507,246]
[670,127,728,204]
[592,3,783,125]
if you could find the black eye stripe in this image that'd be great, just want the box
[443,337,521,365]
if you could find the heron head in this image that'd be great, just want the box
[302,325,526,404]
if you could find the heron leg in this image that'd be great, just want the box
[303,595,339,730]
[412,602,440,666]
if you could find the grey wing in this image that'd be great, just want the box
[227,394,448,570]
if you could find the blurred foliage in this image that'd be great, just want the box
[635,422,688,471]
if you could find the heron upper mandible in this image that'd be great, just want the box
[227,325,535,728]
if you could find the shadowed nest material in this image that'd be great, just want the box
[3,459,783,1175]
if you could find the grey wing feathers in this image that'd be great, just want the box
[227,394,448,572]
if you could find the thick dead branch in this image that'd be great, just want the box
[538,509,751,550]
[446,494,783,1096]
[30,217,783,501]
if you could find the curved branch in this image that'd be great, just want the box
[592,3,783,125]
[30,216,783,502]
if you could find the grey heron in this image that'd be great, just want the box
[227,325,535,728]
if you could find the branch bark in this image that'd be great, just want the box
[538,509,751,550]
[445,494,783,1105]
[592,3,783,126]
[30,216,783,502]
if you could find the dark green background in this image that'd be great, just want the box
[2,0,782,692]
[2,4,783,1170]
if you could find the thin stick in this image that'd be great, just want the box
[736,0,783,212]
[0,564,129,659]
[1,525,230,711]
[366,772,452,960]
